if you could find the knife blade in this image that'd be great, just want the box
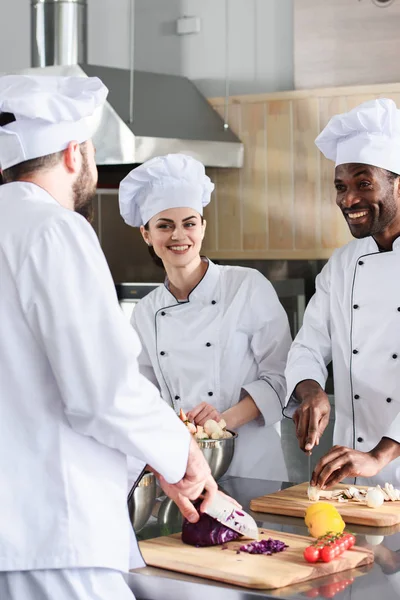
[203,493,259,540]
[307,452,312,483]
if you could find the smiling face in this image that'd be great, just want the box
[334,163,400,243]
[140,207,206,269]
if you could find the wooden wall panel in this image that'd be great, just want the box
[294,0,400,90]
[266,100,294,250]
[292,98,319,250]
[241,102,268,250]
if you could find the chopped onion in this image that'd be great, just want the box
[239,538,288,555]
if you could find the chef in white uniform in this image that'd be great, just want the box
[119,154,292,480]
[285,98,400,488]
[0,76,216,599]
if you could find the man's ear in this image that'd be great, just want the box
[63,141,82,174]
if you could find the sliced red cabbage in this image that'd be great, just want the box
[240,538,288,555]
[182,510,241,547]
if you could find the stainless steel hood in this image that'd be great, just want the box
[24,0,243,168]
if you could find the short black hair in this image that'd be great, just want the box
[386,169,400,182]
[0,111,64,184]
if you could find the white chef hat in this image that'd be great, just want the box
[119,153,215,227]
[0,75,108,170]
[315,98,400,174]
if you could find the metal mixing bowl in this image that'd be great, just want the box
[197,431,238,481]
[127,471,157,532]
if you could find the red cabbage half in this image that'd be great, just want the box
[182,508,241,547]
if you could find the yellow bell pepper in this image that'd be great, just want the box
[305,502,345,539]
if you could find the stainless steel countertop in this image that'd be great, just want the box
[126,477,400,600]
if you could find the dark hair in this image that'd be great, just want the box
[144,215,205,269]
[386,169,400,182]
[0,111,63,184]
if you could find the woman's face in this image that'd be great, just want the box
[140,207,206,268]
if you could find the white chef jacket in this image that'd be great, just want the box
[285,236,400,487]
[131,260,292,480]
[0,182,191,572]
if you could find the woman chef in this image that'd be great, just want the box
[119,153,292,480]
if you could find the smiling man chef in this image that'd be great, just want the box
[0,74,217,599]
[285,98,400,489]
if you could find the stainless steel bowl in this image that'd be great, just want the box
[197,431,238,481]
[127,471,157,532]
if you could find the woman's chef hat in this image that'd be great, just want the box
[119,153,215,227]
[315,98,400,174]
[0,75,108,170]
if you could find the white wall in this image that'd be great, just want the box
[0,0,294,97]
[135,0,294,97]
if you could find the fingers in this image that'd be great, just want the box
[311,446,349,488]
[174,494,200,523]
[186,402,206,422]
[296,409,310,452]
[304,407,320,452]
[198,475,218,513]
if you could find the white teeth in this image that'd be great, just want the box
[169,245,189,251]
[348,211,368,219]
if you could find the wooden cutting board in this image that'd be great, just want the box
[138,528,373,590]
[250,482,400,527]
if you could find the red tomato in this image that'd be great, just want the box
[321,545,336,562]
[346,534,356,548]
[304,545,320,563]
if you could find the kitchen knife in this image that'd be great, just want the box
[308,452,311,483]
[203,493,259,540]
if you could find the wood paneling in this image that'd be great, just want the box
[266,100,294,250]
[204,82,400,260]
[294,0,400,90]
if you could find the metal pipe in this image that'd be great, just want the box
[128,0,135,124]
[31,0,87,67]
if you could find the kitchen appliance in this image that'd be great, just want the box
[116,282,162,321]
[24,0,244,168]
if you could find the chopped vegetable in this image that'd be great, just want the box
[307,481,400,505]
[239,538,288,555]
[182,508,240,547]
[178,410,233,440]
[366,488,385,508]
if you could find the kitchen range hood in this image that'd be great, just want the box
[18,0,243,168]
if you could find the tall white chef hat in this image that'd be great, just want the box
[0,75,108,170]
[119,153,215,227]
[315,98,400,174]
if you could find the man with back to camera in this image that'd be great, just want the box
[285,98,400,489]
[0,74,217,599]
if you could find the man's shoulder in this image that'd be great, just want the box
[329,237,375,266]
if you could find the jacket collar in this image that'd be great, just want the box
[1,181,60,206]
[163,258,221,305]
